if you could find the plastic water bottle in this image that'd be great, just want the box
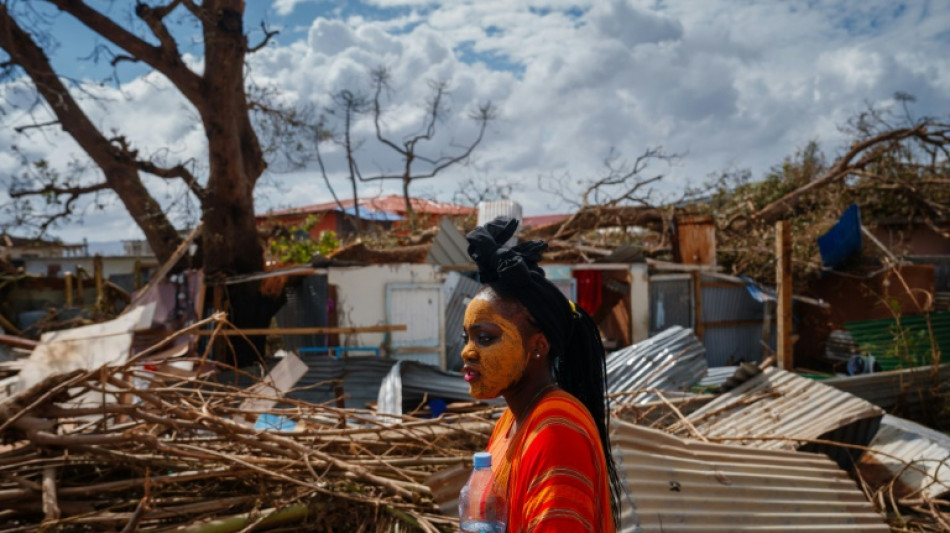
[459,452,506,533]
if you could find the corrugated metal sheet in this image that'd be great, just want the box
[606,326,707,404]
[649,274,771,366]
[443,272,482,372]
[858,414,950,500]
[701,276,770,366]
[213,354,475,415]
[844,312,950,371]
[672,367,884,469]
[476,200,522,227]
[288,355,396,410]
[824,363,950,420]
[613,420,890,532]
[702,324,770,367]
[701,280,762,322]
[426,217,474,267]
[400,360,476,404]
[696,365,739,388]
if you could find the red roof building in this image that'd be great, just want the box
[257,194,475,239]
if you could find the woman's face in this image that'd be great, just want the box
[461,292,530,399]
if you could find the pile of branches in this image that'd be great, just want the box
[704,113,950,284]
[0,361,495,532]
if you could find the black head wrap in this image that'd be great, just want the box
[466,216,576,353]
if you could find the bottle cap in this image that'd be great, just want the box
[473,451,492,469]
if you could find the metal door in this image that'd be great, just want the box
[385,283,443,367]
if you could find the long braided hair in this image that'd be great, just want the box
[467,217,623,529]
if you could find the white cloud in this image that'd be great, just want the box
[3,0,950,242]
[274,0,317,16]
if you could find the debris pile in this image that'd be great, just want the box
[0,358,495,532]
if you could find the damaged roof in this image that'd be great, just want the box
[669,366,884,469]
[859,414,950,500]
[606,325,707,404]
[613,420,890,532]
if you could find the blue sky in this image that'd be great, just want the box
[2,0,949,243]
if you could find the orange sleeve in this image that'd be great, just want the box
[514,415,604,532]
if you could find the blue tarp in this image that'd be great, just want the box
[341,206,403,221]
[817,203,862,269]
[740,275,775,303]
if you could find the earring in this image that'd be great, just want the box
[535,352,542,359]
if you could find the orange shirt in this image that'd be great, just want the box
[487,390,615,533]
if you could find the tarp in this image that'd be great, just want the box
[341,206,403,221]
[817,203,862,269]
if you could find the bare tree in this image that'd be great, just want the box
[361,66,496,226]
[322,88,371,236]
[0,1,283,364]
[451,172,519,207]
[538,146,678,239]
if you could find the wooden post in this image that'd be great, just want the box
[691,271,704,341]
[64,272,74,307]
[0,314,21,336]
[76,267,84,305]
[629,264,650,344]
[94,255,104,311]
[133,260,143,290]
[776,221,793,371]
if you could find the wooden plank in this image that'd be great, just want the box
[64,272,74,307]
[193,325,406,336]
[645,258,722,272]
[94,255,104,310]
[692,271,704,340]
[701,319,763,328]
[776,221,793,371]
[0,313,21,336]
[674,215,717,266]
[630,264,650,344]
[0,333,37,350]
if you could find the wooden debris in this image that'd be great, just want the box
[0,318,494,532]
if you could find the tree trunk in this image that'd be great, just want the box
[198,1,283,365]
[3,1,286,366]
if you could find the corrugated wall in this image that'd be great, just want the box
[614,420,890,533]
[649,274,771,366]
[443,272,482,372]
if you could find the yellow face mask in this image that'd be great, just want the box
[461,294,529,399]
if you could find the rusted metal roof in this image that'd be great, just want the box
[613,420,890,532]
[670,367,884,469]
[263,194,474,218]
[858,414,950,499]
[606,326,707,404]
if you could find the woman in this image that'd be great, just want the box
[462,217,623,532]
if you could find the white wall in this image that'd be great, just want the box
[328,264,444,351]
